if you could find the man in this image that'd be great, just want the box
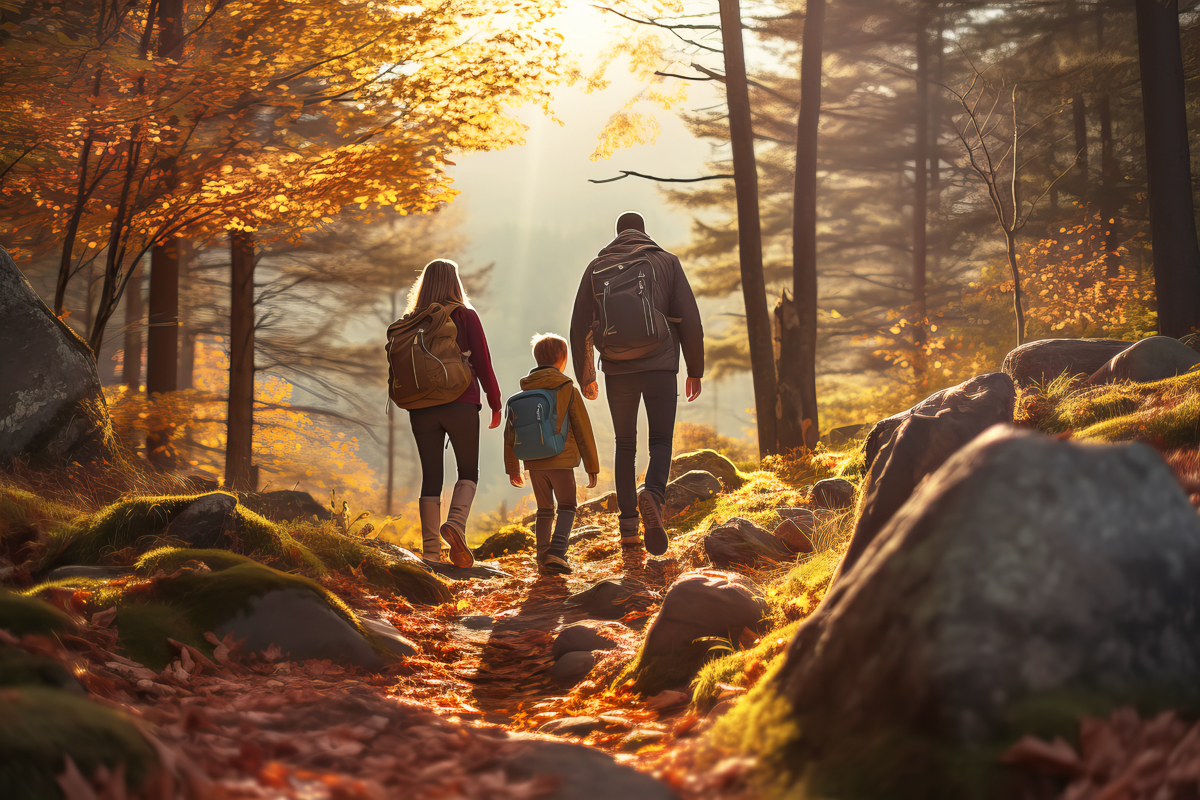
[570,211,704,555]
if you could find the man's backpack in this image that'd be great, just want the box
[590,257,672,361]
[386,302,473,409]
[506,383,573,461]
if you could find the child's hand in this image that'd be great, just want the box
[509,473,525,487]
[587,473,598,488]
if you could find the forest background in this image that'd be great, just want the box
[2,0,1197,543]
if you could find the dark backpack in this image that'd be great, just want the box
[386,302,473,409]
[506,383,572,461]
[589,257,672,361]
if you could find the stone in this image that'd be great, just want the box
[459,615,494,631]
[240,490,331,522]
[703,517,793,570]
[668,449,744,490]
[1001,337,1132,388]
[864,372,1017,472]
[0,246,117,470]
[0,587,78,637]
[772,519,814,554]
[663,470,722,517]
[567,525,606,546]
[577,491,618,517]
[359,617,418,658]
[776,507,818,524]
[473,528,534,560]
[774,426,1200,797]
[0,645,86,694]
[551,625,619,660]
[619,729,668,752]
[820,423,868,448]
[501,740,677,800]
[849,373,1016,578]
[1083,335,1200,386]
[213,588,387,671]
[165,492,238,550]
[809,477,855,509]
[550,650,597,687]
[424,561,511,581]
[627,570,767,696]
[566,579,652,620]
[539,715,606,737]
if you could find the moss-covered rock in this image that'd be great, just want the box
[39,493,322,575]
[0,588,77,637]
[669,449,746,490]
[474,525,534,560]
[288,525,452,605]
[0,646,85,694]
[0,686,158,800]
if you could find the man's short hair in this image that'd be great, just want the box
[532,333,569,367]
[615,211,645,234]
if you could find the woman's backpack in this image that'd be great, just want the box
[589,257,673,361]
[386,303,473,409]
[506,383,573,461]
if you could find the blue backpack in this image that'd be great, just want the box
[506,382,573,461]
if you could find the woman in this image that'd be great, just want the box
[400,260,501,568]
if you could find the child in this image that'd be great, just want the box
[504,333,600,575]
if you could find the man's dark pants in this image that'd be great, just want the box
[605,370,677,520]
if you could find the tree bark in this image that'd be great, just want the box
[1007,231,1026,345]
[1135,0,1200,336]
[1072,93,1089,201]
[123,257,143,391]
[1097,93,1121,279]
[55,134,94,317]
[778,0,825,452]
[225,230,256,491]
[718,0,778,457]
[912,14,930,386]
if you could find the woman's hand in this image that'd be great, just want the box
[489,408,502,429]
[509,473,525,487]
[587,473,598,489]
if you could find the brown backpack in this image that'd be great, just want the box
[386,302,473,409]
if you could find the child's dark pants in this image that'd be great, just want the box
[531,468,577,561]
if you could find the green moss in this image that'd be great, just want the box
[0,646,83,693]
[0,588,76,637]
[289,524,452,606]
[0,686,158,800]
[115,603,209,670]
[38,493,322,575]
[835,446,868,481]
[692,619,803,714]
[0,483,79,530]
[473,524,534,560]
[21,577,126,611]
[134,546,256,575]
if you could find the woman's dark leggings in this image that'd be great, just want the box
[605,370,678,520]
[408,402,480,496]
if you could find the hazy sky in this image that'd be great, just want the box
[423,4,757,519]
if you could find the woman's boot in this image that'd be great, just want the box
[441,479,477,568]
[419,496,443,563]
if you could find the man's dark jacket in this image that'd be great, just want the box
[570,230,704,386]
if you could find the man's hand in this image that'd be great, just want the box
[509,473,525,488]
[587,473,598,489]
[686,377,702,402]
[582,381,599,401]
[489,408,502,429]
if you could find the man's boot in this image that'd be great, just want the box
[618,516,642,550]
[543,504,576,575]
[638,488,669,556]
[441,479,477,568]
[534,509,553,572]
[419,496,443,563]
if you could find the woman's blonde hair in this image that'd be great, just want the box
[404,259,471,315]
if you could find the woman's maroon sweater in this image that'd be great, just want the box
[451,306,501,411]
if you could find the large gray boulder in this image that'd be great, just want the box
[703,517,793,570]
[809,477,855,509]
[0,247,116,469]
[1001,337,1132,388]
[1083,335,1200,386]
[165,492,238,549]
[214,588,387,670]
[669,449,744,490]
[848,373,1015,577]
[773,427,1200,798]
[863,372,1016,471]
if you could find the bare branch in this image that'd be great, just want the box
[589,170,734,184]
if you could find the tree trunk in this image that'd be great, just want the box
[912,14,930,386]
[55,134,94,317]
[123,257,143,391]
[225,230,256,491]
[778,0,824,452]
[1007,231,1026,346]
[1072,93,1089,201]
[1098,93,1121,279]
[1135,0,1200,336]
[718,0,778,457]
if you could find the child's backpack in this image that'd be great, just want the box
[506,382,573,461]
[386,302,473,409]
[589,256,672,361]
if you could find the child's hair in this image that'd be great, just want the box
[404,259,471,315]
[531,333,568,367]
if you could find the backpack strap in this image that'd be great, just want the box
[554,380,574,435]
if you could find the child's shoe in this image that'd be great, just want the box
[543,553,572,575]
